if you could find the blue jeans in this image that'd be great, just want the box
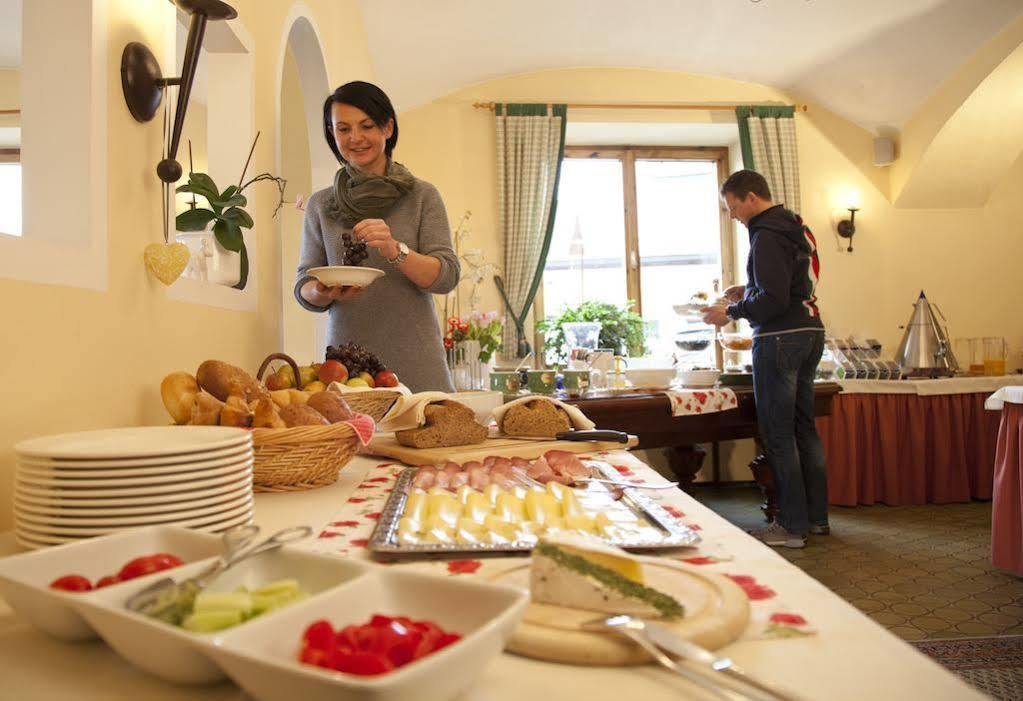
[752,331,828,535]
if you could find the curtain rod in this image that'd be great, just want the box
[472,101,808,112]
[0,109,20,115]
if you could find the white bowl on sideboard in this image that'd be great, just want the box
[678,369,722,388]
[624,367,677,389]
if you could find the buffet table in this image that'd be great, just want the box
[987,386,1023,576]
[818,376,1019,507]
[0,451,982,701]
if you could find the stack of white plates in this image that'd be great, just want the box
[14,426,254,549]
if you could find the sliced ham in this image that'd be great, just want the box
[467,465,490,491]
[411,466,436,490]
[527,457,556,484]
[433,469,450,490]
[544,450,591,481]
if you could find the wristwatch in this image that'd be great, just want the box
[387,241,409,265]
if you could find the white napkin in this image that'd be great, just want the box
[374,391,457,433]
[491,396,595,432]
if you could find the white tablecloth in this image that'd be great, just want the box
[0,453,983,701]
[841,374,1021,396]
[985,386,1023,411]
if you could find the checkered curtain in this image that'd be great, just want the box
[736,106,801,213]
[494,104,568,358]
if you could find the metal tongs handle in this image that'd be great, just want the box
[193,524,313,589]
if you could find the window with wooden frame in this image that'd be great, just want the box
[536,146,734,359]
[0,146,20,237]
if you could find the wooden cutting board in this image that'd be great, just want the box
[489,559,749,666]
[363,433,638,466]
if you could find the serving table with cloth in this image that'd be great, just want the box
[0,451,983,700]
[986,386,1023,576]
[819,376,1020,507]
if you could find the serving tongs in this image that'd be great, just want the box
[125,524,313,615]
[582,614,797,701]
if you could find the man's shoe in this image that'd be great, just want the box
[809,524,831,535]
[748,522,806,549]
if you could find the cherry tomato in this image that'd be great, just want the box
[117,553,184,581]
[49,575,93,592]
[95,574,122,588]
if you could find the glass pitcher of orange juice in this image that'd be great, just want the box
[983,337,1007,376]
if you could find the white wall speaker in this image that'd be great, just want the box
[873,137,896,167]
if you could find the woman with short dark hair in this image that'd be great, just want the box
[295,81,459,392]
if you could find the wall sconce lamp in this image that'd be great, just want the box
[837,207,859,252]
[120,0,237,184]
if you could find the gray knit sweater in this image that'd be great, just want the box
[293,178,459,392]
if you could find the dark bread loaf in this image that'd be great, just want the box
[500,399,571,438]
[394,400,488,448]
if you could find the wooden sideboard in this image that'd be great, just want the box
[567,383,842,521]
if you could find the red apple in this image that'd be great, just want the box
[318,359,349,385]
[374,369,399,388]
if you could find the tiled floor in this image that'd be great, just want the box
[694,484,1023,640]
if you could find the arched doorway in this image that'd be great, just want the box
[276,13,334,361]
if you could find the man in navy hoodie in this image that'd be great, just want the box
[703,170,827,548]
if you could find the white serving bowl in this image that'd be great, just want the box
[205,568,529,701]
[678,369,722,388]
[308,266,385,289]
[0,525,223,641]
[73,547,369,685]
[624,367,677,389]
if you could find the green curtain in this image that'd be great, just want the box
[736,106,801,213]
[493,103,568,358]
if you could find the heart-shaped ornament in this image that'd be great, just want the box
[144,242,190,285]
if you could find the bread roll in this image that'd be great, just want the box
[280,404,330,427]
[161,372,199,425]
[252,398,287,429]
[196,360,268,402]
[220,395,253,428]
[189,391,224,426]
[306,391,355,423]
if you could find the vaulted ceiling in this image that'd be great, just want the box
[358,0,1023,132]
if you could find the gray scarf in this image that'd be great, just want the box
[327,160,416,227]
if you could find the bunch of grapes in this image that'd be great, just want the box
[325,342,384,376]
[341,231,369,266]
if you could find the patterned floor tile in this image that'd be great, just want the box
[696,485,1023,641]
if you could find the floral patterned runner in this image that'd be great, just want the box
[663,388,738,417]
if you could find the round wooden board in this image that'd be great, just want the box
[489,558,749,666]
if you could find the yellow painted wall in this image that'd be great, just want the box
[397,67,1023,372]
[0,0,375,530]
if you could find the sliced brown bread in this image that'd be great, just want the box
[394,400,489,448]
[500,399,572,438]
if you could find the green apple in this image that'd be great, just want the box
[345,378,370,388]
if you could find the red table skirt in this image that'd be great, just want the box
[992,403,1023,576]
[817,392,999,506]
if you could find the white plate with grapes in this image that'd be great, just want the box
[308,266,385,289]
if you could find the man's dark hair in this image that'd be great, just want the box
[721,169,772,201]
[322,81,399,164]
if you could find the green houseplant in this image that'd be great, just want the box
[536,300,648,366]
[175,134,286,290]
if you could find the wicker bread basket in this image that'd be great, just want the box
[250,353,370,492]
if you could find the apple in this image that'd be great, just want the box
[357,371,376,388]
[265,373,289,391]
[345,377,369,388]
[318,359,349,385]
[374,369,399,388]
[275,365,297,389]
[303,380,327,393]
[298,365,318,387]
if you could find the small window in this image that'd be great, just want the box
[0,160,21,237]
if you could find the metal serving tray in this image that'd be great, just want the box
[367,461,700,556]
